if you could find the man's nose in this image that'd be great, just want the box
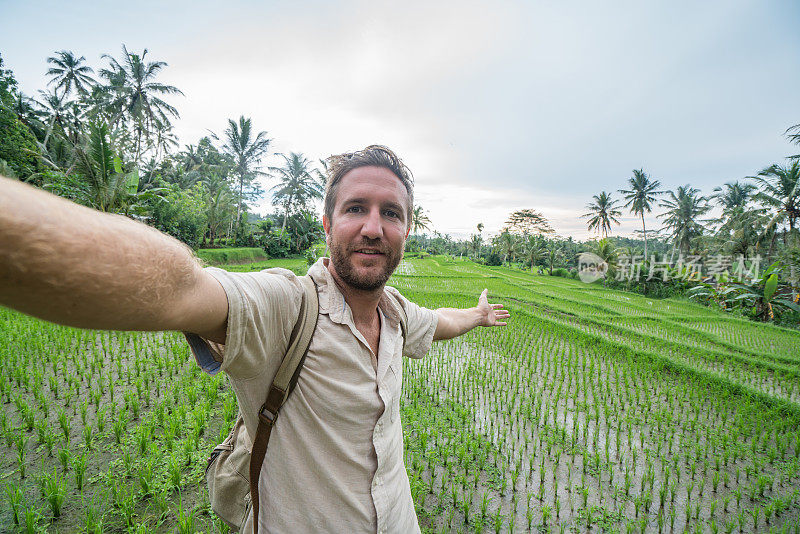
[361,210,383,239]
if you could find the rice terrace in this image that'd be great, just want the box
[2,255,799,533]
[3,4,800,532]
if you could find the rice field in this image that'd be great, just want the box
[1,255,799,533]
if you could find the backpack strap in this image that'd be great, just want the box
[249,275,318,534]
[385,291,408,349]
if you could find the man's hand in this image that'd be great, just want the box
[476,288,510,327]
[433,289,510,341]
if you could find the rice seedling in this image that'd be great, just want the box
[3,256,800,532]
[40,468,66,517]
[73,453,87,492]
[5,484,23,525]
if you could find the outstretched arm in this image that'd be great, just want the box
[433,289,509,341]
[0,176,228,343]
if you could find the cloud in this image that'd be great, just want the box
[3,0,799,240]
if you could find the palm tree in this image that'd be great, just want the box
[202,179,236,247]
[46,51,96,99]
[99,46,184,163]
[469,233,483,259]
[751,162,800,244]
[545,240,563,275]
[712,181,761,253]
[71,122,155,214]
[619,169,663,259]
[590,238,619,281]
[269,152,322,233]
[658,185,711,255]
[314,158,330,192]
[583,191,621,238]
[494,230,518,265]
[787,123,800,160]
[411,205,432,236]
[222,116,271,228]
[713,181,756,212]
[523,234,546,272]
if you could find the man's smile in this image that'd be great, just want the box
[353,249,385,256]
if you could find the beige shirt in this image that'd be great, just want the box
[192,258,438,533]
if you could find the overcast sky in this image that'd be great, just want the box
[2,0,799,239]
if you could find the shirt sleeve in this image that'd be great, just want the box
[184,267,303,380]
[384,286,438,359]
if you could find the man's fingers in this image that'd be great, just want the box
[491,304,503,309]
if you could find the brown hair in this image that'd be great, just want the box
[324,145,414,229]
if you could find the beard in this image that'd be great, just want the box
[328,237,403,291]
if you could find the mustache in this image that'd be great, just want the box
[348,239,391,254]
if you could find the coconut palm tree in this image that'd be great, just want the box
[411,205,432,236]
[269,152,323,233]
[583,191,621,238]
[222,116,271,228]
[202,179,236,247]
[34,89,69,148]
[469,233,483,259]
[523,234,546,272]
[787,123,800,159]
[545,240,563,275]
[658,185,711,255]
[494,230,518,265]
[99,46,184,163]
[46,50,96,98]
[751,162,800,244]
[713,181,756,212]
[314,158,330,191]
[712,181,762,254]
[71,122,157,214]
[618,169,663,259]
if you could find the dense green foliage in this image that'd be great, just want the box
[0,50,323,256]
[2,256,799,532]
[0,56,41,177]
[196,247,268,265]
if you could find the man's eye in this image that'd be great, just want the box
[384,210,399,219]
[346,206,363,213]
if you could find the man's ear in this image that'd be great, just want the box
[323,215,331,237]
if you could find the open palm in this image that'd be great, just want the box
[477,289,510,327]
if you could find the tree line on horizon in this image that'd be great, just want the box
[577,134,799,323]
[1,47,798,324]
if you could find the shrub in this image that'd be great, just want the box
[484,252,503,266]
[196,247,268,265]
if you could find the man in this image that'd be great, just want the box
[0,145,509,533]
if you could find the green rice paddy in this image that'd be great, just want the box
[1,255,798,533]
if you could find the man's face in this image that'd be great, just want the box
[323,166,410,292]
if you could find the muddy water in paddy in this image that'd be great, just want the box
[403,334,800,533]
